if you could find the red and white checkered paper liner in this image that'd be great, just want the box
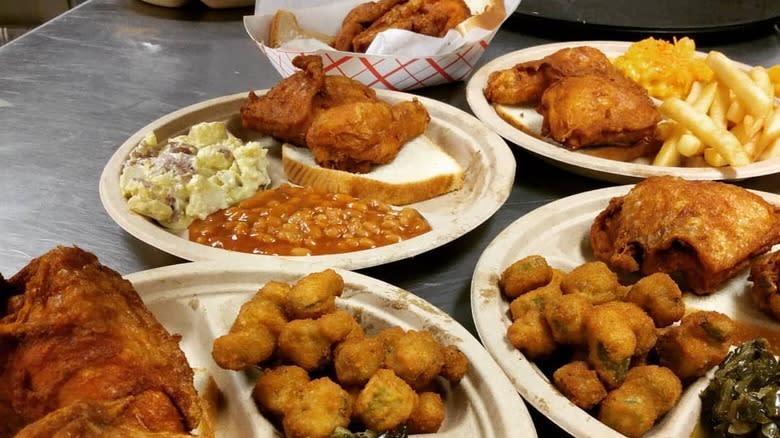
[255,40,491,91]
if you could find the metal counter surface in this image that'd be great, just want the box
[1,1,778,436]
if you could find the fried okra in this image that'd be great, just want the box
[656,310,735,381]
[317,309,364,343]
[625,272,685,327]
[585,301,656,388]
[598,365,682,438]
[212,326,276,370]
[253,365,310,417]
[277,318,333,371]
[440,344,469,383]
[544,293,593,346]
[500,255,553,298]
[386,330,444,390]
[354,369,418,432]
[507,273,563,359]
[552,360,607,410]
[283,377,352,438]
[211,281,291,370]
[334,336,385,386]
[561,261,628,304]
[286,268,344,320]
[408,391,446,434]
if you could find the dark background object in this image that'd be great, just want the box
[512,0,780,43]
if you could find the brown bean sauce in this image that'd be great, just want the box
[189,184,431,256]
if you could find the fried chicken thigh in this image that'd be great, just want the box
[591,176,780,294]
[334,0,471,53]
[484,46,661,152]
[484,46,621,105]
[539,74,660,149]
[0,246,201,438]
[241,55,430,173]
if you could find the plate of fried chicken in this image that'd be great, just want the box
[100,55,514,270]
[470,176,780,438]
[466,41,780,183]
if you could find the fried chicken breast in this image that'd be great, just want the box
[0,246,201,437]
[591,176,780,294]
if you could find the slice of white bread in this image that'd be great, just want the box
[268,9,335,48]
[282,136,465,205]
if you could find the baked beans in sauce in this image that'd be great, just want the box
[189,184,431,256]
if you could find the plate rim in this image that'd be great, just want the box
[126,258,538,437]
[469,183,780,438]
[99,90,516,270]
[465,40,780,184]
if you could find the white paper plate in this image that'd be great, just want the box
[100,90,514,270]
[470,184,780,438]
[128,260,537,437]
[465,40,780,184]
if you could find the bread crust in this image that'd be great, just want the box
[282,145,464,205]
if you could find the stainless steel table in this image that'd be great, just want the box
[1,1,778,436]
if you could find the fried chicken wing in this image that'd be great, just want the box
[240,55,325,146]
[538,74,660,149]
[335,0,471,53]
[0,246,201,438]
[591,176,780,294]
[241,55,429,173]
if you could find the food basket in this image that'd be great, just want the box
[244,0,521,91]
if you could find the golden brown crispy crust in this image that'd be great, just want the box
[538,74,660,150]
[0,246,201,437]
[591,176,780,294]
[749,251,780,321]
[334,0,471,53]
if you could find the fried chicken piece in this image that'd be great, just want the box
[12,395,198,438]
[241,55,429,172]
[0,246,201,438]
[538,74,660,150]
[591,176,780,294]
[306,99,429,173]
[484,46,625,105]
[335,0,471,53]
[748,250,780,321]
[241,55,325,146]
[333,0,405,51]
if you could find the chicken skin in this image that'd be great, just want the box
[485,46,661,153]
[591,176,780,294]
[334,0,471,53]
[538,74,660,149]
[484,46,623,106]
[0,246,201,438]
[241,55,430,173]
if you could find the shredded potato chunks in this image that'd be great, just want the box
[613,37,714,100]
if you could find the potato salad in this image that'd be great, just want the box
[120,121,274,231]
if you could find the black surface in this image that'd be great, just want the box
[513,0,780,41]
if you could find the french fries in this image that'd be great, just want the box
[651,50,780,168]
